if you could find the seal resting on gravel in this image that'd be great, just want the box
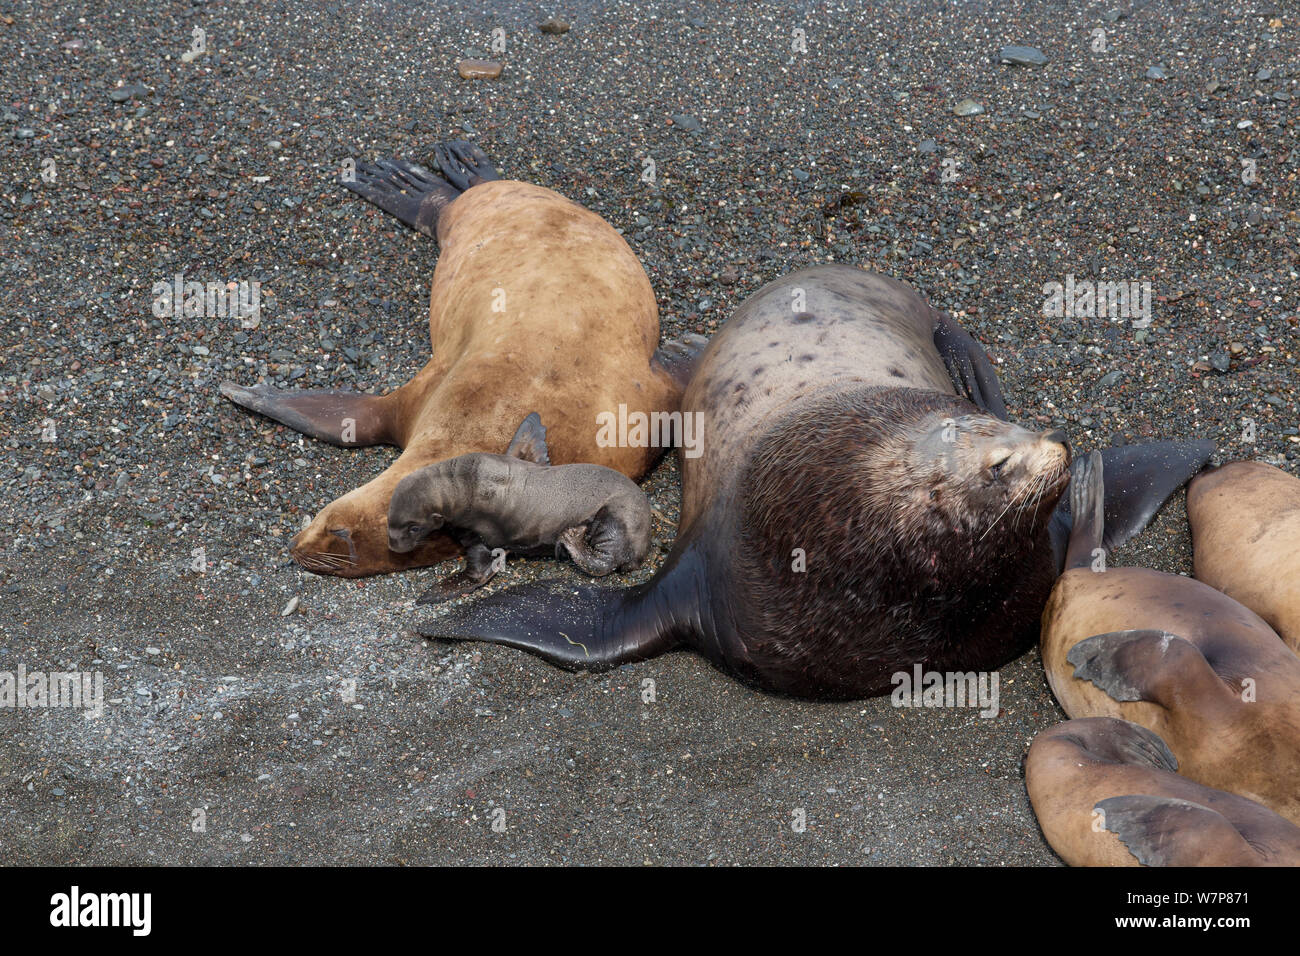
[388,413,652,605]
[415,264,1213,698]
[220,140,703,576]
[1187,460,1300,653]
[1026,717,1300,866]
[1041,451,1300,824]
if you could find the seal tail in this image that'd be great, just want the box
[1048,439,1215,572]
[412,536,707,671]
[343,141,499,239]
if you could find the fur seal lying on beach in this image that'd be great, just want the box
[221,141,701,576]
[417,264,1213,698]
[1041,452,1300,823]
[1188,460,1300,653]
[1026,717,1300,866]
[388,413,652,604]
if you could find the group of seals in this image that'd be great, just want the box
[221,141,702,577]
[388,412,652,604]
[1029,451,1300,865]
[418,264,1212,698]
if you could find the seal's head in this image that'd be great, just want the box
[290,476,455,577]
[387,468,448,554]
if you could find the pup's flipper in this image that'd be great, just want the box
[1048,440,1216,572]
[932,311,1009,421]
[219,381,399,447]
[1096,795,1259,867]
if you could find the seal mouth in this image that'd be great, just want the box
[291,527,359,574]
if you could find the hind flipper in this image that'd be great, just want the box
[1049,440,1216,571]
[433,140,500,191]
[1066,629,1231,708]
[219,381,397,447]
[931,311,1009,421]
[415,579,677,670]
[343,158,459,238]
[1096,795,1260,867]
[652,333,711,390]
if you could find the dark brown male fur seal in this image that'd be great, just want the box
[416,264,1213,698]
[221,141,701,576]
[1041,452,1300,823]
[388,413,651,604]
[1026,717,1300,866]
[1188,460,1300,653]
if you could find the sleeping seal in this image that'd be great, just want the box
[388,413,651,604]
[221,141,702,576]
[1026,717,1300,866]
[417,264,1213,699]
[1187,460,1300,653]
[1041,451,1300,824]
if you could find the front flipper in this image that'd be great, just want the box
[504,412,550,465]
[1063,450,1105,571]
[219,381,398,447]
[415,541,501,606]
[1066,629,1232,707]
[931,311,1009,421]
[1048,439,1216,572]
[1096,795,1260,867]
[652,333,711,390]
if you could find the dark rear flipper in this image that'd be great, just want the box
[1048,440,1216,572]
[653,333,711,390]
[932,310,1009,421]
[342,141,499,238]
[412,534,707,671]
[219,381,398,447]
[1096,795,1260,867]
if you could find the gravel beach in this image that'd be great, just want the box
[1,0,1296,865]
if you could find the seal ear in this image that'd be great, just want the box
[504,412,550,465]
[1095,795,1259,867]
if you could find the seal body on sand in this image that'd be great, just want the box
[419,264,1213,699]
[221,141,702,576]
[1026,717,1300,866]
[1188,460,1300,653]
[1040,452,1300,824]
[388,413,651,604]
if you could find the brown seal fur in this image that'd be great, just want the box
[1188,460,1300,653]
[221,142,700,577]
[1041,451,1300,824]
[417,264,1213,698]
[1026,717,1300,866]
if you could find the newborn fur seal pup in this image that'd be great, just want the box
[1041,452,1300,824]
[388,413,651,605]
[1026,717,1300,866]
[221,141,703,577]
[1188,460,1300,653]
[418,264,1213,699]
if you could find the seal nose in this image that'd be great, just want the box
[1043,429,1069,449]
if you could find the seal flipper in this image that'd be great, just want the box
[1095,795,1259,867]
[413,535,707,670]
[652,333,711,390]
[1066,629,1232,707]
[219,381,398,447]
[343,158,460,239]
[503,412,550,465]
[1048,440,1216,572]
[931,311,1009,421]
[433,140,500,190]
[1063,450,1105,571]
